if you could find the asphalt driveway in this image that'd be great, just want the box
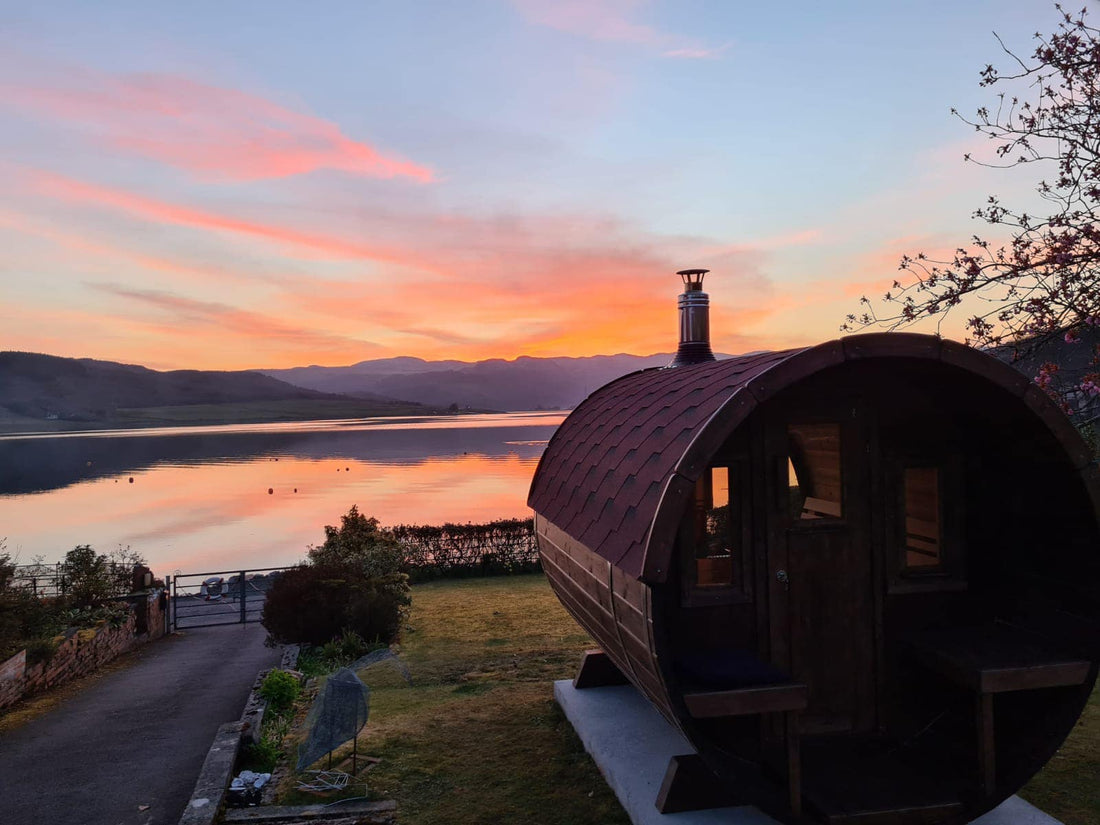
[0,623,281,825]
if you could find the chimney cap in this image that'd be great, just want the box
[677,268,709,291]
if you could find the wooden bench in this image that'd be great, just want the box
[679,682,807,816]
[909,623,1090,796]
[575,649,807,816]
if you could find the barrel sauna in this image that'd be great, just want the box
[528,273,1100,824]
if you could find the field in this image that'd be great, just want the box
[280,574,1099,825]
[112,399,439,426]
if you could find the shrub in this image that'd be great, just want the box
[259,669,300,716]
[62,545,112,608]
[24,635,60,666]
[0,548,67,662]
[240,736,281,773]
[61,545,147,608]
[308,506,405,576]
[391,518,539,581]
[262,506,411,647]
[261,564,408,646]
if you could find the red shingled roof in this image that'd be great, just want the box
[528,333,1093,582]
[528,347,805,578]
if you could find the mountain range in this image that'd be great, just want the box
[0,351,434,431]
[0,350,678,431]
[8,333,1085,433]
[260,353,675,411]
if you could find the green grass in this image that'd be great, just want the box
[278,574,628,824]
[1020,687,1100,825]
[273,574,1100,825]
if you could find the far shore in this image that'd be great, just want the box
[0,399,518,436]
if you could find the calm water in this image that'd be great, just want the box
[0,412,565,575]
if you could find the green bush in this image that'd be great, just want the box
[0,544,146,663]
[262,506,410,647]
[61,545,147,608]
[24,635,60,666]
[0,548,67,662]
[259,669,300,716]
[308,506,405,576]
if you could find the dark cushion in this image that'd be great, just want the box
[675,649,791,690]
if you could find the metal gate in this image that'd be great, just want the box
[167,567,290,630]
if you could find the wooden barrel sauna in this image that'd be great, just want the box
[529,331,1100,825]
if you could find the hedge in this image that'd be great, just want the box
[390,518,539,581]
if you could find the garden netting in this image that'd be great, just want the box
[296,667,370,771]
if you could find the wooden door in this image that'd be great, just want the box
[765,414,876,734]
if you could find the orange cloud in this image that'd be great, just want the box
[2,70,433,183]
[8,165,798,367]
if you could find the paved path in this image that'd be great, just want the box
[0,623,281,825]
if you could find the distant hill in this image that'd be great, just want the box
[262,353,682,411]
[0,351,425,429]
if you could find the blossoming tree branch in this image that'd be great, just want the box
[847,4,1100,417]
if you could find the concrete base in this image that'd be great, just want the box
[554,680,1063,825]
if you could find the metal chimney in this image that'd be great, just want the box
[669,269,716,367]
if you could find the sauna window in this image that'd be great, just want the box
[902,467,942,570]
[787,423,843,522]
[691,465,737,588]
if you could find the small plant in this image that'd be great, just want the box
[240,736,281,773]
[259,669,300,716]
[24,635,60,665]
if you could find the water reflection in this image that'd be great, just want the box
[0,413,564,574]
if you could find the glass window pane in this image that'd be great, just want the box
[788,423,842,520]
[904,467,941,568]
[695,466,734,586]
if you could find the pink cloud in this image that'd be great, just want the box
[0,209,285,287]
[24,169,426,267]
[704,227,824,256]
[511,0,723,58]
[662,43,733,60]
[512,0,662,44]
[2,70,433,183]
[91,283,380,354]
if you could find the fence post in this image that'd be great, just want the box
[164,575,171,633]
[239,571,247,624]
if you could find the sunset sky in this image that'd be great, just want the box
[1,0,1054,370]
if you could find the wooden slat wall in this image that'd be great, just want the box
[536,515,675,723]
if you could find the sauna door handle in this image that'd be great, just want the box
[776,569,789,590]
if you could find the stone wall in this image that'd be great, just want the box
[0,589,168,711]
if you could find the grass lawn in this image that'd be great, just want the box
[277,573,1099,825]
[1020,686,1100,825]
[281,574,630,825]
